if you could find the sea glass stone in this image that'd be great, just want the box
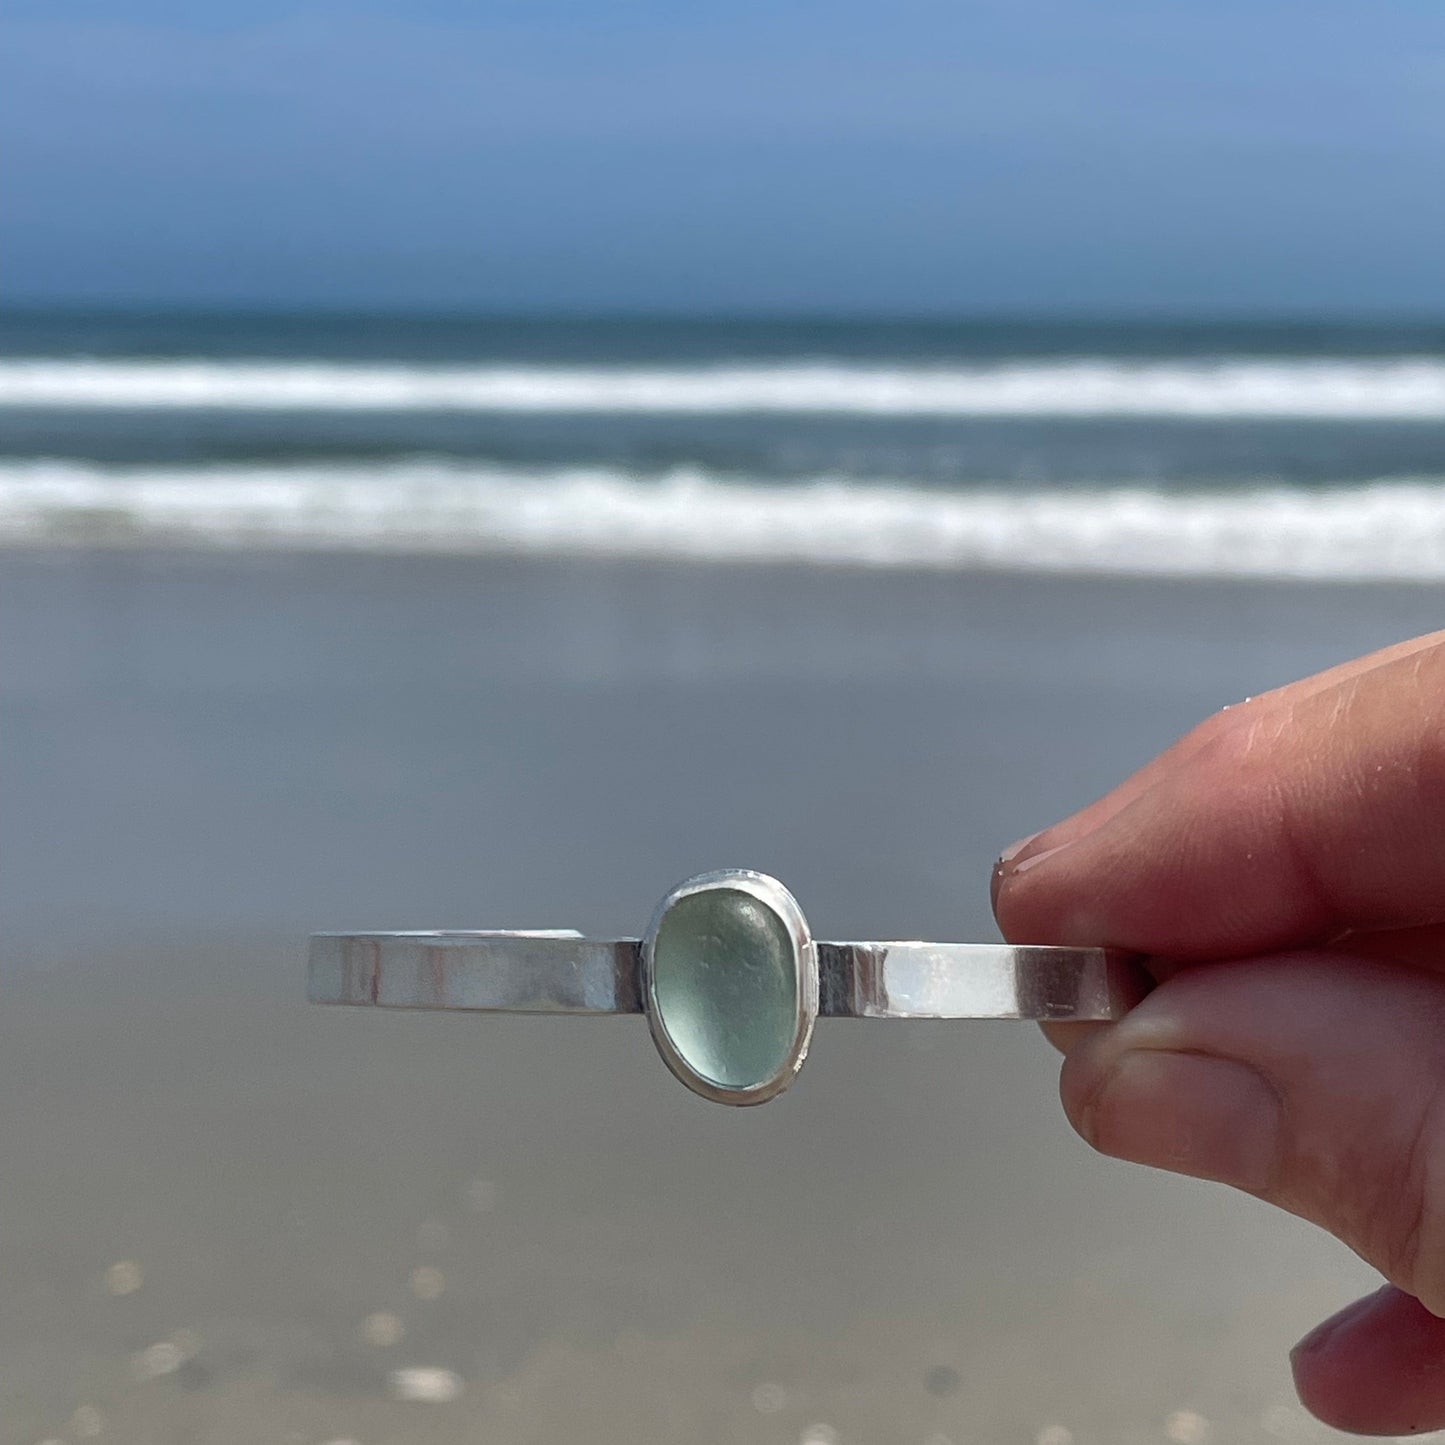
[649,885,800,1091]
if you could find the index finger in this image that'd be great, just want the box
[995,630,1445,868]
[993,631,1445,960]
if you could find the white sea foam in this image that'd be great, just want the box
[5,458,1445,580]
[4,357,1445,418]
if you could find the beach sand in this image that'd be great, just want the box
[1,547,1438,1443]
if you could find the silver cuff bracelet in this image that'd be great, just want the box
[309,869,1141,1105]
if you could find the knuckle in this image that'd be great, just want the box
[1395,1106,1445,1310]
[1359,1086,1445,1310]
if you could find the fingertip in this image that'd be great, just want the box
[1039,1019,1111,1056]
[992,830,1053,921]
[1291,1286,1445,1435]
[998,830,1045,871]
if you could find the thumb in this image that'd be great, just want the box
[1060,951,1445,1428]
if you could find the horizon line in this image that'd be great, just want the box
[7,301,1445,328]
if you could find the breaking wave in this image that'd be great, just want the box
[5,357,1445,418]
[5,458,1445,580]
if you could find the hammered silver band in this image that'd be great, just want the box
[308,932,1137,1021]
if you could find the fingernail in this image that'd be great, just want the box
[1077,1050,1281,1194]
[1010,840,1074,875]
[998,831,1044,867]
[1290,1288,1389,1363]
[992,833,1078,914]
[992,830,1073,903]
[993,831,1043,908]
[995,832,1079,882]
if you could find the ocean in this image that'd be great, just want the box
[5,310,1445,577]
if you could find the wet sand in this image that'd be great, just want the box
[1,547,1438,1443]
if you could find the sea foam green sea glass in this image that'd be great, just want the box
[650,886,799,1090]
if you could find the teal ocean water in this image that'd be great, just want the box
[4,310,1445,576]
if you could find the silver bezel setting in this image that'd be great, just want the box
[640,869,819,1106]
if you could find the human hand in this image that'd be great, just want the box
[992,631,1445,1435]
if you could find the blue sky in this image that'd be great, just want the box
[4,1,1443,312]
